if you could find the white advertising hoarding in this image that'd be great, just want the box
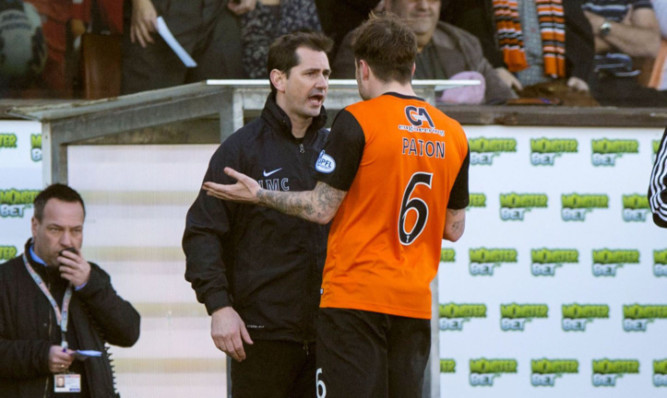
[0,120,42,263]
[438,126,667,397]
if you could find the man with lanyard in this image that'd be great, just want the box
[0,184,140,397]
[203,13,470,397]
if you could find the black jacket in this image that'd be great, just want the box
[183,93,329,343]
[0,239,141,398]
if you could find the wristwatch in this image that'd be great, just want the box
[599,21,612,37]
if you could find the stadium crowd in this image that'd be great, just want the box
[0,0,666,107]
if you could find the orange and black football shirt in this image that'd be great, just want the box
[315,92,469,319]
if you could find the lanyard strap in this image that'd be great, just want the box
[22,253,73,349]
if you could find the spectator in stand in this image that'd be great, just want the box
[121,0,246,94]
[315,0,381,60]
[583,0,667,106]
[332,0,516,105]
[650,0,667,89]
[24,0,91,98]
[240,0,322,79]
[442,0,595,97]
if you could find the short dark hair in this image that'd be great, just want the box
[352,13,417,84]
[33,184,85,221]
[267,30,333,94]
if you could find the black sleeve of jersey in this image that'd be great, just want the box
[447,149,470,210]
[316,109,365,191]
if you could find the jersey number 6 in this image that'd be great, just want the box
[399,172,433,245]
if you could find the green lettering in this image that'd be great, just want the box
[623,304,667,320]
[440,303,487,318]
[593,359,640,374]
[0,246,18,260]
[531,249,579,264]
[532,359,579,374]
[654,250,667,265]
[440,249,456,262]
[562,304,609,319]
[622,194,649,209]
[469,193,487,208]
[592,139,639,154]
[440,359,456,373]
[562,194,609,209]
[31,134,41,149]
[531,138,578,154]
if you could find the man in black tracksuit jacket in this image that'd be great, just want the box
[182,31,332,397]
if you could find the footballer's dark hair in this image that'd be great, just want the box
[351,13,418,84]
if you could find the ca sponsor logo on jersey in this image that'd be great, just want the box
[530,138,578,166]
[469,248,518,276]
[440,359,456,374]
[622,194,650,222]
[561,193,608,221]
[315,150,336,174]
[439,303,487,331]
[469,358,518,386]
[500,303,548,331]
[0,189,39,218]
[592,249,639,277]
[468,193,486,209]
[499,193,548,221]
[531,359,579,387]
[399,106,444,136]
[469,137,516,166]
[31,133,42,162]
[440,248,456,263]
[623,304,667,332]
[591,138,639,166]
[531,248,578,276]
[592,359,640,387]
[654,359,667,387]
[0,245,17,263]
[561,303,609,331]
[653,249,667,277]
[405,106,434,127]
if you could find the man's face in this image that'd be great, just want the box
[386,0,441,46]
[31,199,84,267]
[279,47,330,122]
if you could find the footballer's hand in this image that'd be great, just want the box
[203,167,261,204]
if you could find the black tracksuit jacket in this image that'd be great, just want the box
[183,93,329,343]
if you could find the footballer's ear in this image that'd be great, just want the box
[357,59,371,81]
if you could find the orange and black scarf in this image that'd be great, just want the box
[492,0,566,78]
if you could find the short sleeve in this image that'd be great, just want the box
[447,149,470,209]
[315,109,366,191]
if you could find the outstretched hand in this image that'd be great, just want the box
[203,167,261,204]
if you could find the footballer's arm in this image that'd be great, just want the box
[203,167,345,225]
[443,208,466,242]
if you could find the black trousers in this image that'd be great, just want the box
[231,340,316,398]
[121,0,246,94]
[316,308,431,398]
